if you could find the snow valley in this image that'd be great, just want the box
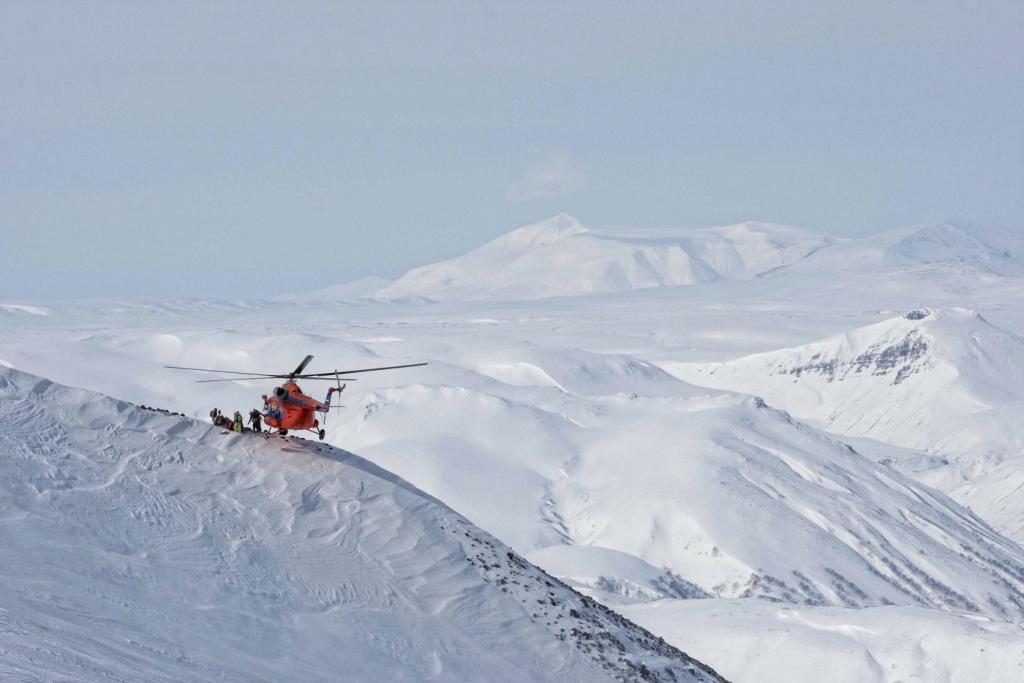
[3,214,1024,682]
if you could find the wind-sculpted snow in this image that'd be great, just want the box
[376,214,834,301]
[668,308,1024,541]
[334,374,1024,622]
[0,368,724,683]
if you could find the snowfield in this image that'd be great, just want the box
[3,213,1024,682]
[0,367,723,683]
[618,599,1024,683]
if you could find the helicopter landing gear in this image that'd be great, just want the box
[279,429,288,436]
[318,429,326,441]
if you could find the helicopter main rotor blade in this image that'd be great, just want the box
[193,376,290,383]
[289,377,359,381]
[299,362,428,377]
[193,376,358,383]
[165,365,287,377]
[290,355,314,377]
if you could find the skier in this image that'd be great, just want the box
[209,407,221,424]
[233,410,244,433]
[248,408,263,433]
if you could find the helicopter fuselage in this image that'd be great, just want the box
[262,382,337,433]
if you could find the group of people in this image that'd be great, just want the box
[209,407,265,433]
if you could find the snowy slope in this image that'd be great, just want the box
[665,309,1024,539]
[0,368,724,683]
[7,295,1024,617]
[666,308,1024,451]
[333,372,1024,622]
[772,219,1024,278]
[376,214,834,301]
[619,599,1024,683]
[8,309,1024,624]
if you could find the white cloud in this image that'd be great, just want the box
[507,148,585,201]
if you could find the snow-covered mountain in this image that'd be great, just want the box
[771,219,1024,278]
[8,309,1024,624]
[6,226,1024,682]
[0,368,723,683]
[333,361,1024,622]
[665,308,1024,539]
[667,308,1024,449]
[376,214,835,301]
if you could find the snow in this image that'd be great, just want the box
[5,213,1024,681]
[619,599,1024,683]
[0,367,721,683]
[527,546,709,604]
[376,214,835,301]
[667,308,1024,541]
[0,303,50,316]
[273,276,394,303]
[340,382,1024,617]
[773,219,1024,278]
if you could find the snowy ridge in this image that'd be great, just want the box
[774,219,1024,277]
[375,214,834,301]
[0,368,724,683]
[668,308,1024,448]
[527,546,710,604]
[0,303,50,317]
[335,373,1024,621]
[666,308,1024,542]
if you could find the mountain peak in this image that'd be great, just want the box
[378,215,832,302]
[551,211,581,229]
[673,306,1024,454]
[493,213,588,250]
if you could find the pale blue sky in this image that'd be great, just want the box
[2,1,1022,299]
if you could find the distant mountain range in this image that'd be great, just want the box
[364,214,1024,302]
[373,213,835,301]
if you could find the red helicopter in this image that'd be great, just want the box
[166,355,426,440]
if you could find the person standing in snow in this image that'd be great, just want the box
[233,410,244,433]
[248,408,263,433]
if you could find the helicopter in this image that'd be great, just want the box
[165,355,426,440]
